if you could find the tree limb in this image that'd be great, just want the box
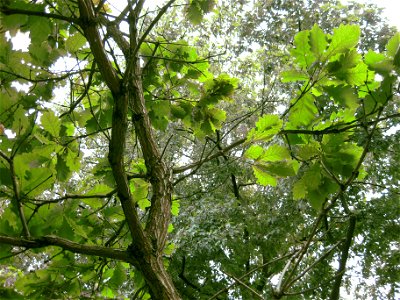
[0,6,81,25]
[0,234,136,264]
[329,216,357,300]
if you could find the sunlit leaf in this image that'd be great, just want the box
[41,110,60,137]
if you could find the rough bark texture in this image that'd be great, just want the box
[77,1,180,298]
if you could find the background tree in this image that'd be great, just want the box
[0,0,399,299]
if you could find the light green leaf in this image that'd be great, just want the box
[302,163,322,189]
[81,197,104,210]
[281,70,309,82]
[109,263,127,289]
[309,24,327,57]
[130,179,149,201]
[288,93,318,127]
[323,85,359,110]
[263,160,299,177]
[41,110,60,137]
[12,105,30,136]
[101,287,115,298]
[335,61,369,86]
[65,148,81,172]
[365,50,386,67]
[253,165,277,186]
[261,144,290,162]
[247,114,282,142]
[297,142,320,160]
[291,30,316,68]
[137,198,151,210]
[245,145,264,160]
[386,32,400,58]
[65,217,88,239]
[21,168,54,197]
[326,24,360,56]
[65,32,87,53]
[87,184,114,196]
[29,42,51,65]
[171,200,180,216]
[29,17,52,45]
[338,49,361,69]
[293,178,307,200]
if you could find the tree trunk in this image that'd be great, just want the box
[77,1,181,298]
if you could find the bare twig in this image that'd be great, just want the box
[220,269,264,300]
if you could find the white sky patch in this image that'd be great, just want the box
[342,0,400,30]
[5,31,30,51]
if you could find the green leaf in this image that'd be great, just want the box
[64,148,81,172]
[247,114,282,142]
[261,144,290,162]
[2,14,28,34]
[322,135,363,177]
[263,160,299,177]
[29,42,51,66]
[65,217,88,239]
[109,263,127,289]
[130,179,149,200]
[308,190,325,211]
[244,145,264,160]
[386,32,400,58]
[309,24,327,57]
[296,142,320,160]
[29,17,52,45]
[56,154,71,182]
[323,85,359,110]
[364,50,392,74]
[291,30,316,68]
[65,32,87,53]
[171,200,180,216]
[326,24,360,56]
[302,163,322,189]
[186,0,216,25]
[41,110,60,137]
[137,198,151,210]
[148,100,170,131]
[0,167,12,187]
[101,287,115,298]
[293,178,307,200]
[252,165,277,186]
[21,168,54,197]
[288,93,318,127]
[335,61,369,86]
[87,184,114,196]
[281,70,309,82]
[186,2,204,25]
[12,105,30,136]
[81,197,104,210]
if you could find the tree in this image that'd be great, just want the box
[0,0,399,299]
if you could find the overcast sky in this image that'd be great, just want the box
[344,0,400,30]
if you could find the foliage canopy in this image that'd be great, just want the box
[0,0,399,299]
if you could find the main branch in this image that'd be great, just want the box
[0,235,136,264]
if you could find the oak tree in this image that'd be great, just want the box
[0,0,399,299]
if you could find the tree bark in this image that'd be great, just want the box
[77,1,180,298]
